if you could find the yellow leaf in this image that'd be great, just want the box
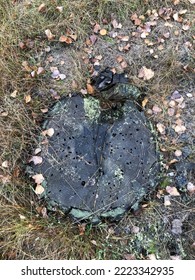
[25,94,31,103]
[10,90,17,98]
[142,97,148,108]
[35,184,45,195]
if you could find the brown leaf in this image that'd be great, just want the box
[32,174,44,184]
[29,156,43,165]
[152,105,162,114]
[45,29,55,40]
[59,35,73,44]
[25,94,31,103]
[123,43,131,51]
[93,23,101,33]
[138,66,154,80]
[99,29,107,36]
[34,148,42,155]
[40,108,48,113]
[116,56,123,63]
[89,35,97,45]
[86,84,95,95]
[19,41,25,49]
[78,223,86,235]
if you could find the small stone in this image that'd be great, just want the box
[186,93,192,98]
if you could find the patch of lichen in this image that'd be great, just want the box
[84,97,101,121]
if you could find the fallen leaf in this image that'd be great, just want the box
[158,7,173,20]
[156,123,166,134]
[164,195,171,206]
[173,12,183,22]
[42,128,54,137]
[89,34,97,45]
[142,97,148,108]
[32,174,44,184]
[22,61,31,72]
[51,69,60,79]
[120,35,129,42]
[78,223,86,235]
[19,214,26,220]
[123,43,131,51]
[166,186,180,196]
[152,105,162,114]
[34,148,42,155]
[112,19,122,29]
[170,255,182,260]
[40,108,48,113]
[59,35,73,44]
[86,83,95,94]
[93,23,101,33]
[147,254,157,260]
[99,29,107,36]
[1,111,8,116]
[188,0,195,3]
[138,66,154,80]
[59,74,66,80]
[56,6,63,13]
[0,174,11,184]
[174,125,186,134]
[10,90,17,98]
[25,94,31,103]
[38,3,46,12]
[182,21,191,31]
[116,56,123,63]
[123,254,136,260]
[171,219,182,234]
[69,34,77,41]
[187,182,195,194]
[121,60,128,69]
[19,41,25,49]
[132,226,139,234]
[2,161,9,168]
[35,184,45,195]
[45,29,55,40]
[29,156,43,165]
[37,67,44,75]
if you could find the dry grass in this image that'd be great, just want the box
[0,0,194,259]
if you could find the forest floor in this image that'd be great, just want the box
[0,0,195,259]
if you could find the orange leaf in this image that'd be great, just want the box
[86,84,95,95]
[59,35,73,44]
